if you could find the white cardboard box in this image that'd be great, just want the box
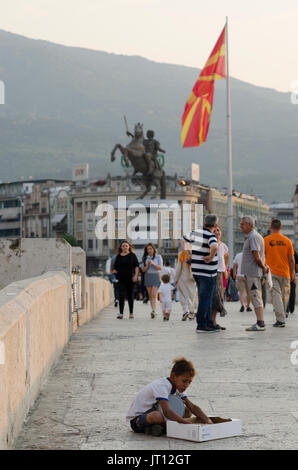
[167,419,242,442]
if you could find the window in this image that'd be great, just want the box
[88,239,93,250]
[164,239,172,248]
[77,221,83,233]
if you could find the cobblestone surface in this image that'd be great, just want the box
[15,300,298,450]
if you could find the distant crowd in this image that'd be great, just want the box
[108,214,297,333]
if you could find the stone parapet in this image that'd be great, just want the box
[0,272,111,449]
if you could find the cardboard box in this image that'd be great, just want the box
[167,418,242,442]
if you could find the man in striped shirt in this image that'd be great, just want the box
[182,214,219,333]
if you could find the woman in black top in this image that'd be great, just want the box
[113,240,139,319]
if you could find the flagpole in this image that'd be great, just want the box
[225,16,234,265]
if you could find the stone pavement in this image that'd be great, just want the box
[15,299,298,450]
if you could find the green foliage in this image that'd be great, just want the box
[62,233,79,247]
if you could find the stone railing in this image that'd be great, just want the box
[0,272,111,449]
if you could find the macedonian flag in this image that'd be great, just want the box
[181,26,226,148]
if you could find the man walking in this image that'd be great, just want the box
[240,216,268,331]
[233,251,252,312]
[264,219,296,327]
[182,214,219,333]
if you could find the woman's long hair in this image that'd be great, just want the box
[117,240,134,254]
[142,243,157,264]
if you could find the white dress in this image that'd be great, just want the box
[174,259,197,314]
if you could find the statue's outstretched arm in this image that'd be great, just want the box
[126,131,134,138]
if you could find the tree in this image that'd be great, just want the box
[62,233,79,247]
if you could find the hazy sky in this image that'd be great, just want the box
[1,0,298,92]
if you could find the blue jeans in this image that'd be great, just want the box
[193,275,216,329]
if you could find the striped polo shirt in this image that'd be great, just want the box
[183,228,218,277]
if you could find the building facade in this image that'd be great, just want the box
[70,175,270,273]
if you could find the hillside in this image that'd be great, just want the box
[0,29,297,202]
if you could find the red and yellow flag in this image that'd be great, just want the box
[181,26,226,148]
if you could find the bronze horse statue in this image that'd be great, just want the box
[111,123,166,199]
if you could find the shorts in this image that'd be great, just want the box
[245,276,263,309]
[236,277,247,293]
[130,404,158,433]
[161,301,172,312]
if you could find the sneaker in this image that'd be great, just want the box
[151,311,156,319]
[114,300,118,307]
[117,313,123,319]
[273,321,285,328]
[246,323,266,331]
[205,326,220,332]
[182,312,189,321]
[240,306,245,312]
[246,306,252,312]
[196,327,208,333]
[215,324,226,330]
[144,424,164,436]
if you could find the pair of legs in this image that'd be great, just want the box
[131,407,191,434]
[178,282,196,320]
[212,272,226,327]
[245,277,264,324]
[118,280,134,316]
[147,286,159,313]
[161,302,172,320]
[194,275,216,329]
[236,277,251,309]
[271,275,290,323]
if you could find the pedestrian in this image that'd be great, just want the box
[182,214,219,333]
[112,240,139,319]
[264,219,296,327]
[287,248,298,314]
[211,225,229,330]
[233,252,252,312]
[140,243,163,318]
[110,252,119,307]
[174,250,197,321]
[160,260,176,300]
[126,357,212,436]
[240,216,268,331]
[158,274,173,321]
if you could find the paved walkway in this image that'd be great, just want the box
[15,299,298,450]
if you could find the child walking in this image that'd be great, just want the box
[126,357,212,436]
[158,274,173,321]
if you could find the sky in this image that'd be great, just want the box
[1,0,298,93]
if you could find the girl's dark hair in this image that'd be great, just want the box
[118,240,134,254]
[171,357,196,377]
[142,243,157,264]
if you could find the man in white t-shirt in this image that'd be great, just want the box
[233,252,252,312]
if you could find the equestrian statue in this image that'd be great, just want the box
[111,120,166,199]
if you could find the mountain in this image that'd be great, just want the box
[0,29,297,202]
